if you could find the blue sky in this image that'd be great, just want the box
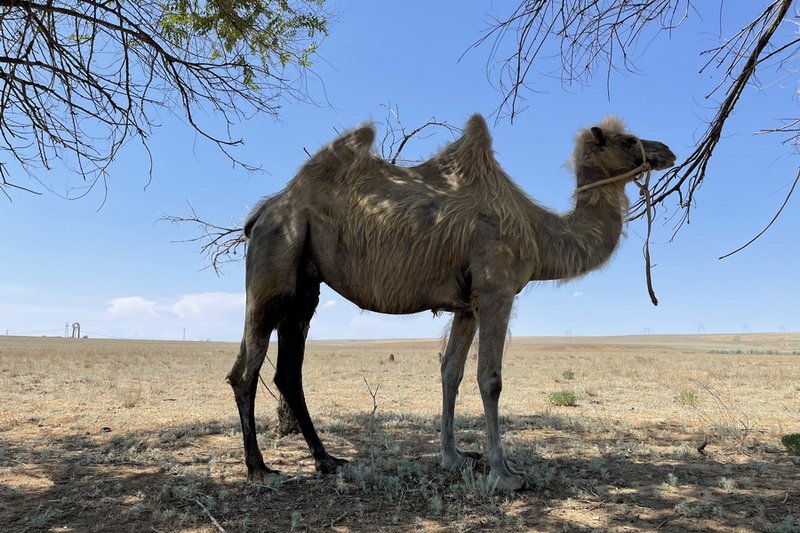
[1,1,798,341]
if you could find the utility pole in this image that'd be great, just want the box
[183,328,186,342]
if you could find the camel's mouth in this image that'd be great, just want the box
[648,155,676,171]
[641,139,677,171]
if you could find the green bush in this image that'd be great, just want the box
[561,369,575,380]
[677,390,698,407]
[549,389,578,407]
[781,433,800,456]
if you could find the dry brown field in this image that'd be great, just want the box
[1,333,799,532]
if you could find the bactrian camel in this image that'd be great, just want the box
[228,114,675,490]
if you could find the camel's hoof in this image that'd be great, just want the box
[441,449,481,471]
[247,465,281,484]
[489,471,526,492]
[316,455,348,475]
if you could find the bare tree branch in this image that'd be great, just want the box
[629,0,794,230]
[718,168,799,259]
[0,0,327,200]
[379,104,460,164]
[160,202,247,275]
[471,0,693,121]
[474,0,798,264]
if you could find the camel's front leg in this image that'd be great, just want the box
[440,310,479,470]
[476,291,525,491]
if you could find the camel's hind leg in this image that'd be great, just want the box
[228,201,308,482]
[228,305,282,482]
[440,310,480,470]
[274,275,346,474]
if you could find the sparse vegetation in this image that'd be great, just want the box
[764,515,800,533]
[561,369,575,380]
[290,510,304,531]
[27,506,58,529]
[549,389,579,407]
[677,390,698,406]
[1,333,798,531]
[781,433,800,456]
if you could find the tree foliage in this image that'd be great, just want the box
[0,0,327,200]
[474,0,798,245]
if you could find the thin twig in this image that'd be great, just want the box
[0,455,29,467]
[259,373,279,402]
[363,377,381,472]
[194,497,226,533]
[719,168,799,259]
[327,510,349,528]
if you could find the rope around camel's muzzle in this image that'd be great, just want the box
[574,141,660,305]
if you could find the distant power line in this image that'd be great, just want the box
[82,331,127,339]
[5,328,64,335]
[3,324,124,339]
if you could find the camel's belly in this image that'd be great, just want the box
[321,263,471,315]
[307,202,474,314]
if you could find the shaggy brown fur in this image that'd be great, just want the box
[229,114,675,491]
[247,115,539,313]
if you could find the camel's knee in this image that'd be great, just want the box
[228,337,265,388]
[441,358,466,386]
[225,356,244,391]
[478,370,502,401]
[227,346,246,387]
[273,365,301,395]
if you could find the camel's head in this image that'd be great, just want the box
[574,117,676,187]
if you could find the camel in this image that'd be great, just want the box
[227,114,675,491]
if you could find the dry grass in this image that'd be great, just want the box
[1,333,799,532]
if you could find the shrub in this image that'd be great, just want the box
[781,434,800,456]
[561,369,575,380]
[677,390,698,407]
[548,389,578,407]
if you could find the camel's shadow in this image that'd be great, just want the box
[4,411,794,532]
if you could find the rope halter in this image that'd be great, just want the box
[572,138,660,306]
[573,138,652,194]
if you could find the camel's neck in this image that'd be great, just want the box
[531,164,628,281]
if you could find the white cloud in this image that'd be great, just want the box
[107,296,160,317]
[572,291,584,298]
[322,300,337,308]
[170,292,245,319]
[97,292,247,340]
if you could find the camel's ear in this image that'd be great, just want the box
[590,127,606,146]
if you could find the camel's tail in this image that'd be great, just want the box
[243,196,274,238]
[244,125,376,238]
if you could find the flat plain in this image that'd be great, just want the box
[1,333,798,532]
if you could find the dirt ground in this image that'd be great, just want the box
[1,333,799,532]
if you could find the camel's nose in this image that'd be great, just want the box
[641,139,676,170]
